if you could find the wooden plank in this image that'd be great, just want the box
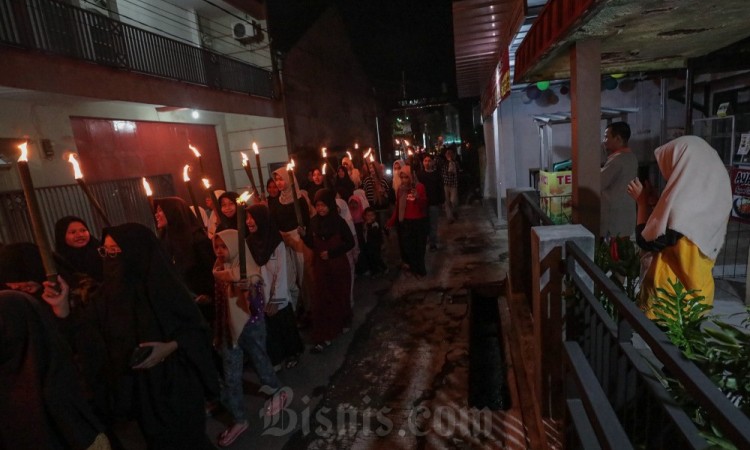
[502,290,550,449]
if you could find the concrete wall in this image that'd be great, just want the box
[199,13,272,70]
[282,6,378,152]
[0,96,286,193]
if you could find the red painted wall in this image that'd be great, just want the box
[70,117,225,203]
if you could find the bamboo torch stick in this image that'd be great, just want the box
[183,164,203,225]
[287,159,303,226]
[253,142,265,200]
[241,151,260,199]
[16,142,58,283]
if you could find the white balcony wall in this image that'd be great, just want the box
[117,0,201,45]
[201,16,272,70]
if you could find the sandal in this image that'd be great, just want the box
[284,356,299,369]
[217,422,248,447]
[264,390,289,416]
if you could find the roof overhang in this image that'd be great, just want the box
[514,0,750,82]
[453,0,526,98]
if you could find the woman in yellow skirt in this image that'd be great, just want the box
[627,136,732,319]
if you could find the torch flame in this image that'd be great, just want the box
[322,163,327,175]
[395,139,400,145]
[237,191,252,204]
[189,144,201,158]
[364,148,372,158]
[404,140,410,146]
[346,151,352,160]
[202,177,211,189]
[252,142,259,155]
[142,177,153,196]
[369,155,375,163]
[321,147,327,158]
[354,143,359,150]
[241,152,249,167]
[18,142,28,162]
[182,164,190,182]
[67,153,83,179]
[290,158,296,169]
[407,149,413,156]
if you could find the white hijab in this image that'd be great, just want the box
[214,229,261,344]
[392,161,403,192]
[641,136,732,260]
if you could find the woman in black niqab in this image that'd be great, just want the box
[94,223,218,449]
[0,290,108,449]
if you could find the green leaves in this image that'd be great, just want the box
[595,236,641,302]
[646,279,750,447]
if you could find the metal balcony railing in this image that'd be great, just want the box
[0,0,273,98]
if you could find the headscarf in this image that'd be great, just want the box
[336,198,358,259]
[54,216,103,281]
[213,229,260,285]
[273,167,303,206]
[246,204,282,266]
[335,165,355,201]
[397,165,414,222]
[99,223,218,397]
[154,196,203,269]
[641,136,732,260]
[0,291,105,449]
[392,160,403,192]
[348,195,364,224]
[310,189,341,240]
[342,156,361,187]
[216,191,240,230]
[306,175,324,201]
[266,178,280,199]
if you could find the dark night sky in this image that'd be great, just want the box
[267,0,456,99]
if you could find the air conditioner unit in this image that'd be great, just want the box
[232,21,261,43]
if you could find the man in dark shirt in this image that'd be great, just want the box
[420,155,444,251]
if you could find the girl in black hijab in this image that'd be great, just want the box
[54,215,103,281]
[246,204,304,368]
[300,189,355,353]
[216,191,240,231]
[305,168,325,202]
[44,223,219,449]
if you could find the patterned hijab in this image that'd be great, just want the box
[272,167,302,206]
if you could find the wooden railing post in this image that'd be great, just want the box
[531,224,594,419]
[507,188,537,300]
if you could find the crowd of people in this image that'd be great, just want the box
[0,145,467,448]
